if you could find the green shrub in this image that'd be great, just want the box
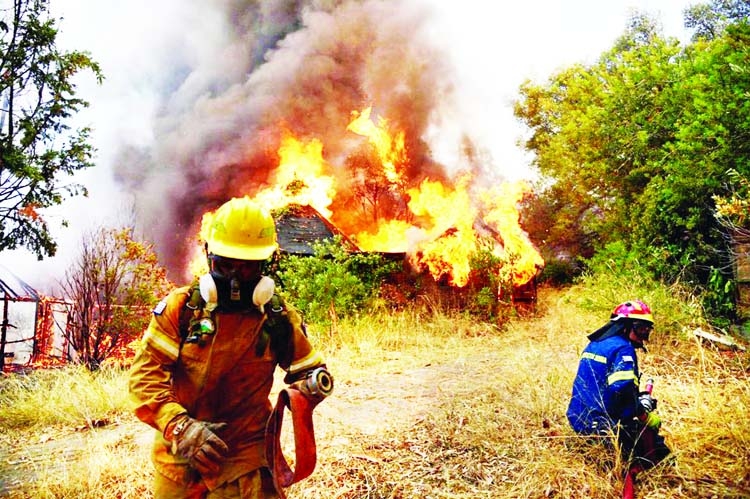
[274,236,400,324]
[584,241,738,330]
[538,257,581,285]
[466,244,512,321]
[569,265,705,338]
[702,267,737,329]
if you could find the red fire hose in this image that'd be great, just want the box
[623,378,656,499]
[265,388,320,499]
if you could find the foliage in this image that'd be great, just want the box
[0,364,128,430]
[573,254,706,335]
[464,241,512,321]
[538,257,582,285]
[274,236,401,324]
[57,227,172,370]
[703,267,737,328]
[714,168,750,227]
[685,0,750,41]
[0,0,102,258]
[519,185,598,266]
[514,7,750,325]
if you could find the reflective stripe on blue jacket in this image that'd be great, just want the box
[567,333,640,434]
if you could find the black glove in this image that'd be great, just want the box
[167,414,229,475]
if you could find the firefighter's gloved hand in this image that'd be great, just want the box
[638,392,657,413]
[639,410,662,430]
[167,414,229,475]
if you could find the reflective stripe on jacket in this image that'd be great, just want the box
[128,285,325,490]
[566,333,640,434]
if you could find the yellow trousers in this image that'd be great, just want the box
[154,467,279,499]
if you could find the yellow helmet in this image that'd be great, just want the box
[205,197,278,260]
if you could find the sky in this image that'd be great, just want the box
[0,0,696,292]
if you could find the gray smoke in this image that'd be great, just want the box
[113,0,466,279]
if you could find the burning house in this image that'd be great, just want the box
[115,1,544,307]
[274,204,359,256]
[0,265,75,372]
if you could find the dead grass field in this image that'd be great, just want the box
[1,286,748,498]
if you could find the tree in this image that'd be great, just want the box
[515,8,750,323]
[58,227,172,370]
[685,0,750,41]
[0,0,102,259]
[515,14,681,262]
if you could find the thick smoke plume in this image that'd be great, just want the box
[114,0,484,280]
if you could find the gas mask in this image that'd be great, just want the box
[199,273,276,312]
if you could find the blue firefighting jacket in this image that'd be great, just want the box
[567,323,641,435]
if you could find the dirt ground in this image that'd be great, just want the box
[0,336,506,497]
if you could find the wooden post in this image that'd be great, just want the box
[1,295,8,372]
[733,229,750,319]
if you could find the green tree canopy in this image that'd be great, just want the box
[0,0,102,259]
[515,4,750,322]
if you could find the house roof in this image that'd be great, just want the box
[0,264,39,302]
[275,204,359,255]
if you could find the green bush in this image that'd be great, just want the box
[274,236,401,324]
[569,264,705,338]
[538,257,581,286]
[584,241,738,330]
[466,244,511,321]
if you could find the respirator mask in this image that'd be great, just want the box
[201,255,275,312]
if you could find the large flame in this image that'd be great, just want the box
[191,107,543,288]
[353,174,478,286]
[347,107,406,185]
[253,131,336,218]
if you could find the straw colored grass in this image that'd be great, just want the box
[1,284,748,498]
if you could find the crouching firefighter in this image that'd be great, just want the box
[128,196,333,499]
[566,300,671,497]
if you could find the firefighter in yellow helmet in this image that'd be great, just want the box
[129,197,332,499]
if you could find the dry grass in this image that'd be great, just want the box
[0,365,130,430]
[1,284,748,498]
[290,287,750,499]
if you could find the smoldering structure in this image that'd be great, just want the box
[113,0,540,287]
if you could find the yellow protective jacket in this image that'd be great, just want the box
[128,285,325,490]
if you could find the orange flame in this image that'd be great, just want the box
[481,181,545,285]
[253,131,336,218]
[353,174,478,286]
[190,108,543,288]
[347,107,406,184]
[188,131,337,275]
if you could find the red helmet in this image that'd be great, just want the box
[611,300,654,325]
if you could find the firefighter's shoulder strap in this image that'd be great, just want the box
[175,280,292,360]
[177,280,206,350]
[256,294,294,361]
